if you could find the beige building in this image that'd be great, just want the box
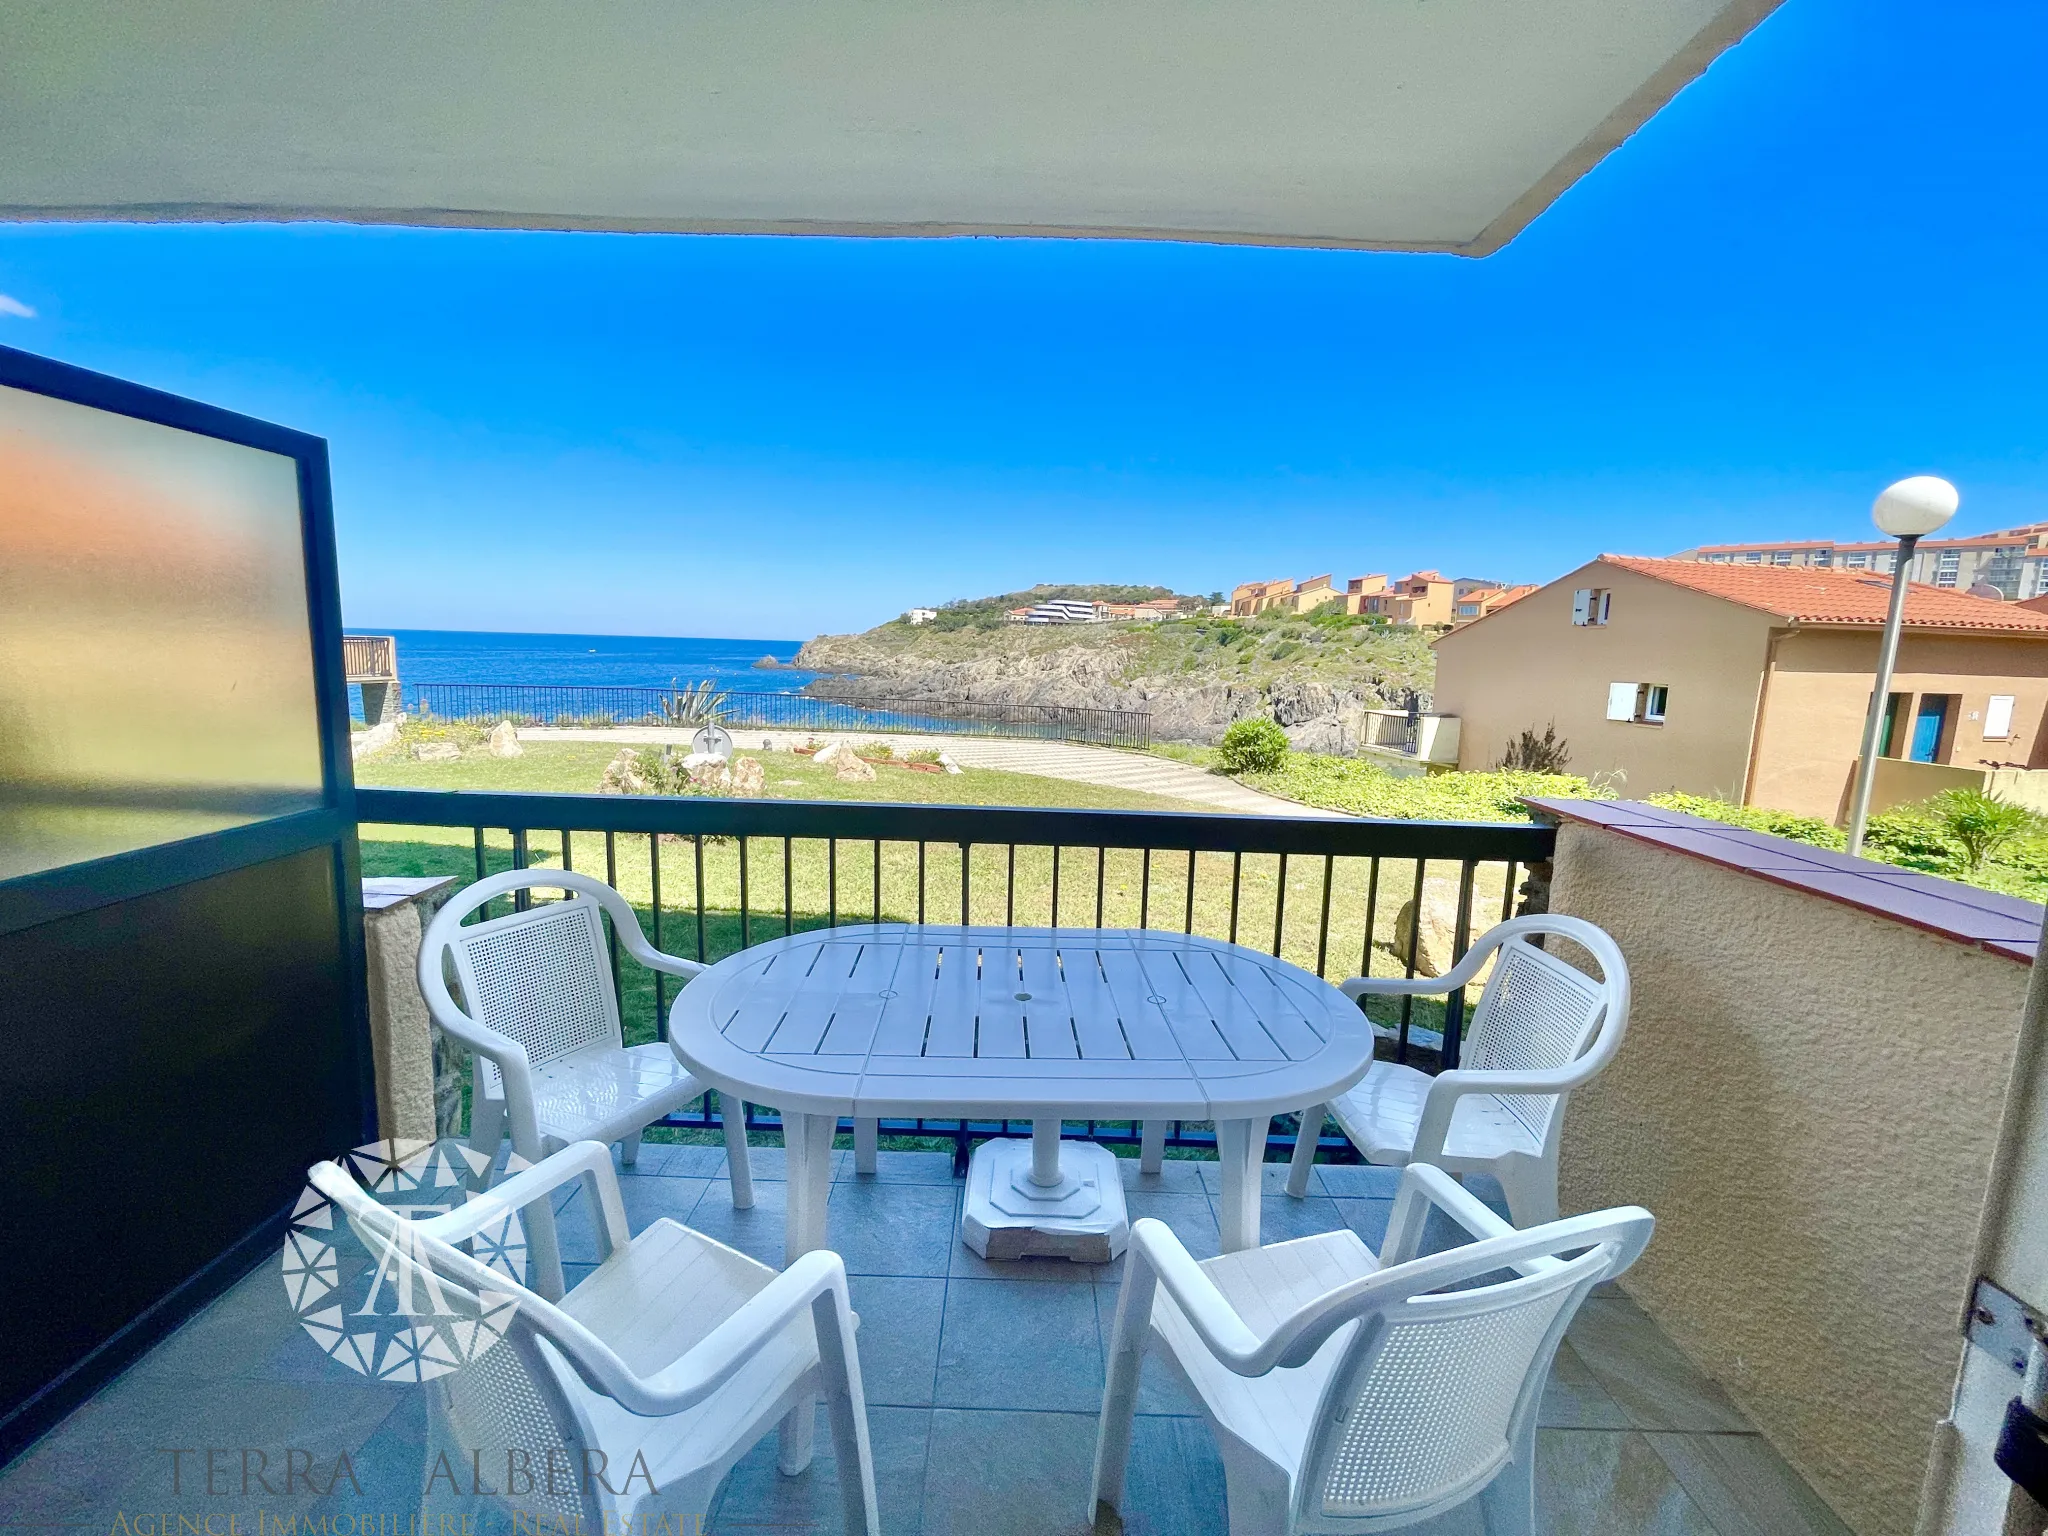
[1676,522,2048,599]
[1433,555,2048,819]
[1357,570,1458,627]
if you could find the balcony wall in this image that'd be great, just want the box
[1528,798,2042,1536]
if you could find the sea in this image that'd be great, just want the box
[346,628,825,717]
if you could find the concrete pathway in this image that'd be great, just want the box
[518,726,1334,817]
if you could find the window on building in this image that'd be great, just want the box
[1844,551,1869,569]
[1936,550,1961,588]
[1572,588,1611,626]
[1745,551,1764,563]
[1987,694,2017,739]
[1606,681,1668,725]
[1771,550,1794,565]
[1813,549,1833,566]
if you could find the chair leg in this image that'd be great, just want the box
[777,1400,816,1476]
[1494,1159,1559,1228]
[619,1127,643,1167]
[723,1094,755,1210]
[1218,1440,1292,1536]
[1285,1103,1326,1197]
[1139,1118,1166,1173]
[814,1290,881,1536]
[1478,1415,1537,1535]
[468,1092,505,1158]
[853,1116,878,1175]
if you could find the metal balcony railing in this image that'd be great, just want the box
[356,788,1549,1166]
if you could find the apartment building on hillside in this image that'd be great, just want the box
[1434,556,2048,819]
[1676,522,2048,598]
[1355,570,1458,626]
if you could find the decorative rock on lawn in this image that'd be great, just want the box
[598,748,649,795]
[812,741,846,765]
[937,751,963,775]
[410,740,461,762]
[833,752,877,783]
[351,720,400,760]
[684,753,732,791]
[729,756,765,797]
[487,720,524,758]
[1392,874,1498,982]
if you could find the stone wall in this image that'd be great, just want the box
[1548,819,2030,1536]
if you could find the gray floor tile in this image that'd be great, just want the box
[849,1275,947,1409]
[1196,1160,1308,1197]
[708,1402,931,1536]
[1567,1298,1754,1433]
[1540,1341,1634,1430]
[1116,1158,1210,1195]
[1124,1191,1221,1260]
[921,1408,1098,1536]
[1314,1162,1406,1198]
[845,1150,959,1185]
[1117,1413,1229,1535]
[681,1177,791,1267]
[1645,1431,1855,1536]
[1333,1196,1397,1251]
[827,1181,960,1277]
[640,1140,731,1178]
[1253,1192,1351,1245]
[552,1173,711,1262]
[1532,1429,1722,1534]
[935,1281,1104,1413]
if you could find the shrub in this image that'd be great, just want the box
[1268,640,1302,661]
[1928,787,2037,871]
[1497,724,1571,774]
[857,740,895,759]
[1217,718,1290,775]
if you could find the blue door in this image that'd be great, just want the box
[1910,697,1950,762]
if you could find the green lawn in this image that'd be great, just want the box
[356,740,1479,1050]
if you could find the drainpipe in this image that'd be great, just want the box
[1741,627,1792,807]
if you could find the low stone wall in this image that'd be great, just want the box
[1538,805,2036,1536]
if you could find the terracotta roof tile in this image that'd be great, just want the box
[1598,555,2048,632]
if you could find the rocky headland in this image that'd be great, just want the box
[796,606,1436,748]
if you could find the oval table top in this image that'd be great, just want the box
[668,923,1375,1122]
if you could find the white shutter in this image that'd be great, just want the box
[1987,695,2016,738]
[1572,589,1592,625]
[1607,682,1638,721]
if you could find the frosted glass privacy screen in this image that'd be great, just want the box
[0,382,324,881]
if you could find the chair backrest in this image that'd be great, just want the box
[1293,1206,1651,1531]
[307,1159,623,1523]
[424,871,630,1072]
[1461,915,1628,1150]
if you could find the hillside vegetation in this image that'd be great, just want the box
[919,583,1215,628]
[800,603,1438,746]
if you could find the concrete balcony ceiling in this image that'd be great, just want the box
[4,0,1778,252]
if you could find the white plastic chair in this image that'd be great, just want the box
[308,1141,879,1535]
[420,868,754,1296]
[1090,1164,1653,1535]
[1285,914,1629,1226]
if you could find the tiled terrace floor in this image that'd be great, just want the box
[0,1148,1851,1536]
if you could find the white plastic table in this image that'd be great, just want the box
[668,924,1376,1261]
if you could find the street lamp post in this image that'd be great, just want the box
[1844,475,1960,858]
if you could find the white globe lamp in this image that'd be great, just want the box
[1872,475,1959,539]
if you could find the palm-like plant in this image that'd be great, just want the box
[660,678,730,727]
[1929,787,2037,872]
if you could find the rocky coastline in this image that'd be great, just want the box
[795,628,1431,749]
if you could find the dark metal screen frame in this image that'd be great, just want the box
[0,342,374,1464]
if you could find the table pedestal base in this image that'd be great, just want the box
[961,1138,1129,1262]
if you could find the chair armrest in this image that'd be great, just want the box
[1125,1219,1267,1372]
[624,1250,854,1415]
[618,939,707,982]
[1378,1163,1518,1266]
[1410,1061,1598,1163]
[419,1140,628,1254]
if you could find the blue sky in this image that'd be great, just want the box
[2,0,2043,641]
